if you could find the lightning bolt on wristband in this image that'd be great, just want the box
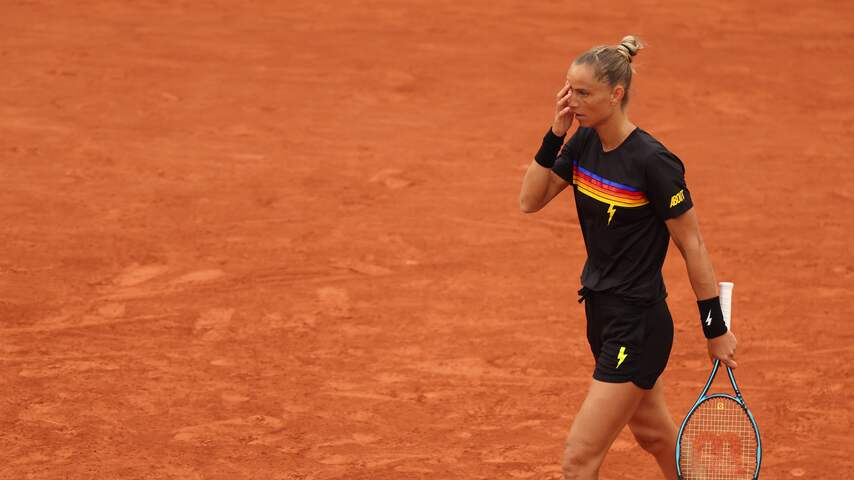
[534,128,565,168]
[697,297,727,339]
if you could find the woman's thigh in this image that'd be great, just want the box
[628,381,677,448]
[564,379,645,463]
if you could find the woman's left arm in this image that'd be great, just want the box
[666,208,739,368]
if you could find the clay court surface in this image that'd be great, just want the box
[2,1,853,478]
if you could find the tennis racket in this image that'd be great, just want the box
[675,281,762,479]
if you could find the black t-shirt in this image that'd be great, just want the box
[552,127,693,304]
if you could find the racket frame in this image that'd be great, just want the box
[675,358,762,479]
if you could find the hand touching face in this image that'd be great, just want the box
[565,63,625,128]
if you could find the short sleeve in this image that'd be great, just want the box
[645,150,693,220]
[552,128,591,183]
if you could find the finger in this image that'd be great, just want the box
[557,106,572,116]
[561,90,573,103]
[723,355,738,368]
[556,83,570,98]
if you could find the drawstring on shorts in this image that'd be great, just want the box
[577,286,591,304]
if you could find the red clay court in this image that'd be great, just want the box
[2,1,853,478]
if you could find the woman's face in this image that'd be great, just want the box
[565,62,624,128]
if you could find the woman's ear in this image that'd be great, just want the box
[611,85,625,105]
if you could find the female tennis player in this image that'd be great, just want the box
[519,36,738,479]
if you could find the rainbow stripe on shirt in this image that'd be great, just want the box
[572,161,649,208]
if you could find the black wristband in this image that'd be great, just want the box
[534,128,565,168]
[697,297,728,339]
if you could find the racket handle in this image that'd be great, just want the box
[719,281,734,330]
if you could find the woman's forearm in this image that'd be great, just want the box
[520,162,555,212]
[681,238,718,301]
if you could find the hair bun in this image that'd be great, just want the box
[617,35,644,62]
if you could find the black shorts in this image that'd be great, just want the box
[581,288,674,390]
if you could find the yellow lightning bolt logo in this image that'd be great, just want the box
[616,346,628,368]
[607,204,617,225]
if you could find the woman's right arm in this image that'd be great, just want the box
[519,83,575,213]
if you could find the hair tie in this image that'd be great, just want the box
[617,44,633,62]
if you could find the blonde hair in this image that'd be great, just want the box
[574,35,644,108]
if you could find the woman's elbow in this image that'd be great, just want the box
[673,234,704,257]
[519,195,543,213]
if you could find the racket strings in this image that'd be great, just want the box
[679,397,757,480]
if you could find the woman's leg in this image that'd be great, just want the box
[562,379,645,480]
[627,381,678,479]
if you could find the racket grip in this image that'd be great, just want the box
[719,281,734,329]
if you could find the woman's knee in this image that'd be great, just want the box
[562,437,601,478]
[631,427,668,455]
